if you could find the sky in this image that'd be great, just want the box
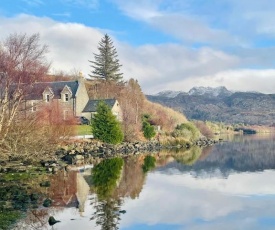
[0,0,275,94]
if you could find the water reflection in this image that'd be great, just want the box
[4,134,275,230]
[160,134,275,178]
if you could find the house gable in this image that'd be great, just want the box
[61,85,73,102]
[74,79,90,116]
[42,86,54,102]
[82,99,122,121]
[82,99,116,113]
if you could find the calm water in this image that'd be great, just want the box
[10,134,275,229]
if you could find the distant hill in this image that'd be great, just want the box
[147,86,275,125]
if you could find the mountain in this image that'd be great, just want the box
[188,86,232,97]
[147,86,275,125]
[155,90,186,98]
[154,86,233,98]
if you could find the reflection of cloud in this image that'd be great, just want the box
[120,170,275,230]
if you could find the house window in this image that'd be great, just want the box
[64,93,69,102]
[64,110,69,120]
[32,102,36,112]
[46,94,50,102]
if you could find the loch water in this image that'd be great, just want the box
[3,134,275,230]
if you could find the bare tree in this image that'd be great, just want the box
[0,33,49,158]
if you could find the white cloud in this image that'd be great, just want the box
[22,0,45,6]
[0,14,274,94]
[182,69,275,94]
[61,0,99,9]
[111,0,163,20]
[0,14,103,75]
[112,0,236,45]
[118,43,240,93]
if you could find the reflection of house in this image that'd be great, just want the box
[82,99,123,121]
[49,171,90,214]
[76,173,90,214]
[49,171,78,207]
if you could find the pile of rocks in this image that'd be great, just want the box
[57,138,219,167]
[57,140,163,165]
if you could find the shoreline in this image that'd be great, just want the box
[0,137,219,173]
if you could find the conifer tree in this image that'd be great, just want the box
[89,34,123,82]
[91,101,124,144]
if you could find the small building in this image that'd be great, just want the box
[82,98,122,121]
[23,79,89,122]
[19,78,122,123]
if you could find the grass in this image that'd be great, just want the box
[74,125,93,135]
[1,173,32,182]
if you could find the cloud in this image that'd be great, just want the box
[52,12,71,18]
[0,14,103,74]
[112,0,236,45]
[118,43,240,93]
[198,69,275,93]
[21,0,45,6]
[112,0,275,47]
[61,0,99,9]
[0,14,274,94]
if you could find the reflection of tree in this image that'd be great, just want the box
[14,209,50,230]
[142,155,156,173]
[198,146,214,161]
[173,146,202,165]
[91,197,122,230]
[115,156,146,199]
[91,158,124,230]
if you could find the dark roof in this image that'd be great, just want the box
[82,99,116,112]
[25,81,79,100]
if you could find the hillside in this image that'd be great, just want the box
[147,87,275,125]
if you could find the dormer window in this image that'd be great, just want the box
[46,94,50,102]
[43,87,54,103]
[61,85,72,102]
[64,93,69,102]
[32,101,37,112]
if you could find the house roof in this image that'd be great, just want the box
[25,81,79,100]
[82,99,116,112]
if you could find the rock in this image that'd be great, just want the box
[48,216,61,226]
[40,181,51,187]
[43,198,52,207]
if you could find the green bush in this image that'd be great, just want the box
[172,122,200,141]
[91,101,124,144]
[142,114,156,140]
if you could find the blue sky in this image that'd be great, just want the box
[0,0,275,93]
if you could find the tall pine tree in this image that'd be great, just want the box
[89,34,123,82]
[91,101,124,144]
